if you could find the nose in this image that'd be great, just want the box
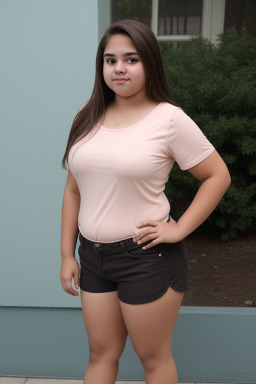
[114,60,126,74]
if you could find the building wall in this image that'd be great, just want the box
[0,0,98,308]
[1,306,256,382]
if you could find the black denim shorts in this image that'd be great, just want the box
[78,220,190,305]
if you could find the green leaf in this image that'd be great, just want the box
[160,26,256,240]
[244,300,254,306]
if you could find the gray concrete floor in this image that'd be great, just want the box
[0,380,145,384]
[0,380,148,384]
[0,378,238,384]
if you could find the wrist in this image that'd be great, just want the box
[175,221,189,242]
[165,219,185,243]
[60,249,76,259]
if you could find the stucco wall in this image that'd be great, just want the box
[0,0,98,307]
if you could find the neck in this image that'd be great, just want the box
[114,92,150,111]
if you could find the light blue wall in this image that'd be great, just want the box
[0,0,98,307]
[1,306,256,382]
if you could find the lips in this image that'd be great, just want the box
[114,78,129,82]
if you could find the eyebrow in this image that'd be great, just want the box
[103,52,139,57]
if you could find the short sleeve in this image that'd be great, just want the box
[167,108,215,170]
[64,158,70,170]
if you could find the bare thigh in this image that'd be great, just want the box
[80,289,128,361]
[119,287,184,363]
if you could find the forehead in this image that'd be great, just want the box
[104,34,137,53]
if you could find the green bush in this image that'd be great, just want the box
[160,27,256,240]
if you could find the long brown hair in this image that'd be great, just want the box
[62,19,177,169]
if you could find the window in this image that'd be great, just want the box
[224,0,256,36]
[111,0,226,44]
[111,0,152,29]
[158,0,202,36]
[111,0,202,41]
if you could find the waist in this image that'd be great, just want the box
[79,214,170,249]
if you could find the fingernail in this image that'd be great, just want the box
[76,284,79,289]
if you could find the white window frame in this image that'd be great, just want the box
[151,0,226,44]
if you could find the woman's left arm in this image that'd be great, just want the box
[134,150,231,246]
[173,150,231,241]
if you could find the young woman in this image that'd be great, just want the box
[60,20,231,384]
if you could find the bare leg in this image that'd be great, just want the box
[80,289,128,384]
[119,287,184,384]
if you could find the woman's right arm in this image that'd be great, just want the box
[60,171,81,296]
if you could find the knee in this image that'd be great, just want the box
[137,350,173,373]
[139,355,159,372]
[89,342,125,364]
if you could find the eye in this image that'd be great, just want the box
[127,57,139,63]
[105,58,116,64]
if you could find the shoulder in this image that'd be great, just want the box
[78,101,88,113]
[157,102,182,120]
[73,101,88,123]
[158,103,197,128]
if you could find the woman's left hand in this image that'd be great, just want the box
[133,218,183,249]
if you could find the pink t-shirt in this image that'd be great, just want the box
[67,102,215,242]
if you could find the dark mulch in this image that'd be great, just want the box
[182,230,256,307]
